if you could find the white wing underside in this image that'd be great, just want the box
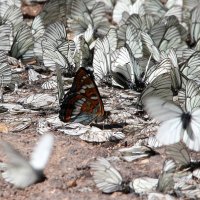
[156,118,184,145]
[0,141,38,188]
[30,134,54,170]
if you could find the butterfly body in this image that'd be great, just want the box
[181,112,191,129]
[59,67,104,125]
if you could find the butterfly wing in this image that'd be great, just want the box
[31,15,45,41]
[165,143,191,168]
[140,73,173,105]
[157,118,184,145]
[183,109,200,151]
[0,141,38,188]
[190,5,200,44]
[144,97,183,122]
[181,80,200,150]
[30,134,54,171]
[0,63,12,87]
[90,157,123,193]
[157,159,175,193]
[10,24,34,62]
[185,80,200,112]
[111,47,136,88]
[0,24,13,52]
[141,32,161,62]
[59,67,104,125]
[144,97,184,145]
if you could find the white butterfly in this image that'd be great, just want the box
[157,159,176,193]
[0,134,54,188]
[0,24,13,52]
[144,0,182,22]
[80,126,125,143]
[166,142,200,178]
[90,157,124,193]
[165,142,191,169]
[0,63,12,86]
[93,29,117,84]
[113,0,144,24]
[190,5,200,44]
[144,80,200,151]
[70,0,109,37]
[10,24,34,62]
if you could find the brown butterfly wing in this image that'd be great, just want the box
[59,67,104,124]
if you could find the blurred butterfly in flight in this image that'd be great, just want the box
[59,67,105,125]
[144,80,200,151]
[0,134,54,188]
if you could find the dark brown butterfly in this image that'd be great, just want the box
[59,67,105,125]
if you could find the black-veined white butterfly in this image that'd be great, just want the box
[0,0,21,7]
[157,159,176,193]
[31,15,45,41]
[142,16,187,59]
[140,48,182,104]
[11,24,34,62]
[144,80,200,151]
[118,13,155,40]
[0,51,7,63]
[111,47,139,89]
[73,35,93,69]
[139,73,173,106]
[38,0,71,26]
[56,65,64,104]
[183,0,200,11]
[34,21,67,62]
[119,143,157,162]
[190,5,200,45]
[180,51,200,84]
[0,63,12,87]
[0,134,54,188]
[112,0,144,24]
[139,73,173,104]
[144,0,182,22]
[93,28,117,85]
[40,21,76,74]
[80,126,125,143]
[165,142,200,170]
[0,4,23,33]
[90,157,131,193]
[0,24,13,52]
[130,177,158,194]
[70,0,109,38]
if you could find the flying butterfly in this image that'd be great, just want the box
[59,67,105,125]
[0,134,54,188]
[144,80,200,151]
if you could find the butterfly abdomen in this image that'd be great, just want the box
[181,112,191,129]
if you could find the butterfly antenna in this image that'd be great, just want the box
[56,65,64,105]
